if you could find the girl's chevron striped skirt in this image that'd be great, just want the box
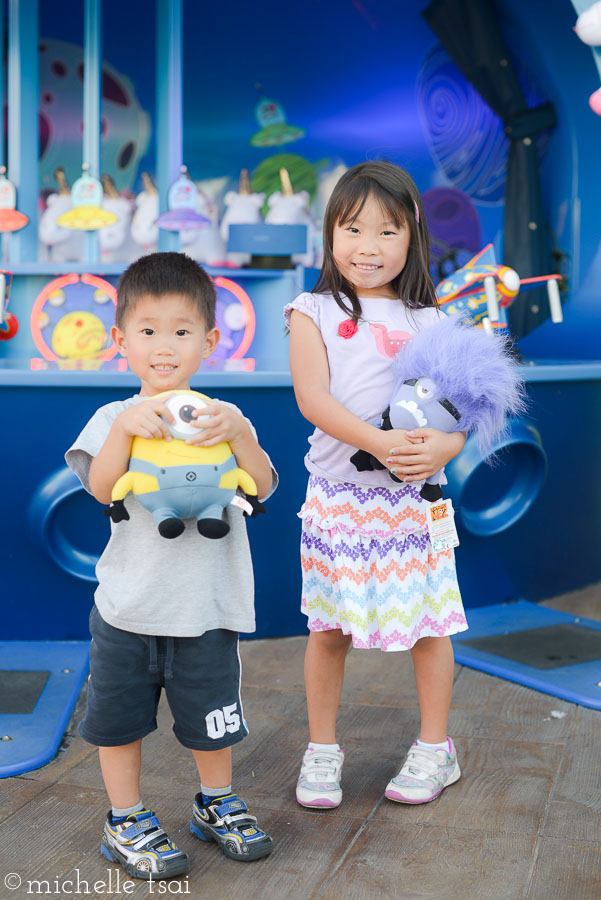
[298,475,468,652]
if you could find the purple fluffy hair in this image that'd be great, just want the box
[392,315,526,455]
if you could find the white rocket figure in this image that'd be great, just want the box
[181,188,227,266]
[220,169,265,266]
[99,174,137,263]
[265,167,315,267]
[131,172,159,254]
[38,167,84,262]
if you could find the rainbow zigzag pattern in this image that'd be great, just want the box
[300,476,468,652]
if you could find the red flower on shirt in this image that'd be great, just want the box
[337,318,358,339]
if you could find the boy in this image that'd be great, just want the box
[66,252,276,879]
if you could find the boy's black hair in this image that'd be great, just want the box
[116,252,216,329]
[314,161,438,323]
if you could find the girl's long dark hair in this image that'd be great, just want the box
[313,161,437,322]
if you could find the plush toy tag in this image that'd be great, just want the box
[230,495,253,515]
[425,498,459,552]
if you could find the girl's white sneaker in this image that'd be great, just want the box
[296,745,344,808]
[385,738,461,804]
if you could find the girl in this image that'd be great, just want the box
[285,161,468,809]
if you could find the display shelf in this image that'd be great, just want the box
[3,358,601,388]
[3,261,305,279]
[1,263,303,368]
[0,359,293,388]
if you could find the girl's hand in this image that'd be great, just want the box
[386,429,466,482]
[368,428,412,469]
[116,398,175,441]
[186,401,249,447]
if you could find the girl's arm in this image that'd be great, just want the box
[389,428,466,483]
[289,310,408,467]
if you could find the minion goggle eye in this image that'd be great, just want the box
[162,394,211,439]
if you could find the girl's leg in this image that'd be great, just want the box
[99,740,143,809]
[297,629,351,809]
[410,635,455,742]
[385,636,460,804]
[305,629,353,742]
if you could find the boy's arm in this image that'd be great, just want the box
[228,426,273,499]
[89,397,176,504]
[184,403,273,500]
[89,423,134,503]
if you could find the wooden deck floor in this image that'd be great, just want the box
[2,587,601,899]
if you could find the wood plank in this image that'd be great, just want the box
[0,777,55,824]
[449,667,576,743]
[186,809,362,894]
[240,635,307,693]
[541,583,601,622]
[320,823,537,900]
[1,781,363,898]
[372,735,562,836]
[525,836,601,900]
[17,685,98,784]
[241,633,460,710]
[3,583,600,899]
[541,706,601,843]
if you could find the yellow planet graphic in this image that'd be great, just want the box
[51,311,108,359]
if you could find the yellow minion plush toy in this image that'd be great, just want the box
[106,390,264,539]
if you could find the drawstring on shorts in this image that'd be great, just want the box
[147,635,175,680]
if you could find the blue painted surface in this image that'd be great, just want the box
[228,224,308,255]
[1,0,601,645]
[82,0,102,266]
[2,367,601,640]
[8,0,39,262]
[445,419,548,537]
[156,0,182,254]
[0,641,89,778]
[452,602,601,709]
[3,381,312,641]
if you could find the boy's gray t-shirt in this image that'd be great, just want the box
[66,395,278,638]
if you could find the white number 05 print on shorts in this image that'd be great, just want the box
[206,703,241,739]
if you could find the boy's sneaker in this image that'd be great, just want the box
[296,745,344,808]
[190,793,273,861]
[385,738,461,804]
[101,809,189,880]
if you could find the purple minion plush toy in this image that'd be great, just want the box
[351,315,525,500]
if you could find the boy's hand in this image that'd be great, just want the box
[386,428,466,482]
[186,400,249,448]
[116,398,176,441]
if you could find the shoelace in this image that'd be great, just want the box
[401,746,448,779]
[301,750,342,783]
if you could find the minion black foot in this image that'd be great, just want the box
[197,518,230,539]
[158,517,186,539]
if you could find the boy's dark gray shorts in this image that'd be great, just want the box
[80,605,248,750]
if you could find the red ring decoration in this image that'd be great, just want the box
[30,273,118,361]
[213,276,256,359]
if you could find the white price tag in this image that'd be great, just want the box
[425,498,459,552]
[230,495,253,516]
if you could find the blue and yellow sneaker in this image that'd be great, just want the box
[190,793,273,861]
[101,809,190,880]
